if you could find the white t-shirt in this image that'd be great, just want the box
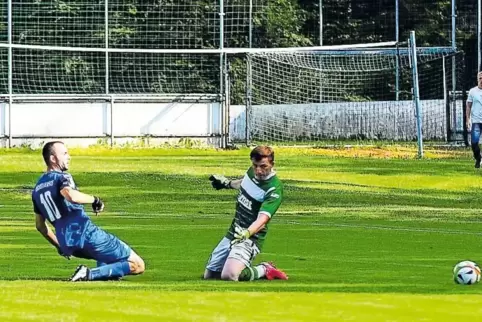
[468,86,482,123]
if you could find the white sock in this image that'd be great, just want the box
[255,265,266,279]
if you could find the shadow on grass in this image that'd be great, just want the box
[0,278,475,295]
[1,170,481,295]
[1,171,481,213]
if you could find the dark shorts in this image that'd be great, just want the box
[67,222,132,264]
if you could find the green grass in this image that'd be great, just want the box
[1,147,482,321]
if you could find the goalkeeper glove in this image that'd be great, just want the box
[57,248,71,260]
[231,224,251,245]
[92,196,105,214]
[209,175,231,190]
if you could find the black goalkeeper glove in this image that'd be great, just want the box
[57,247,71,260]
[209,175,232,190]
[92,196,105,214]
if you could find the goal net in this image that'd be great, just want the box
[8,48,221,96]
[1,0,269,97]
[245,46,465,144]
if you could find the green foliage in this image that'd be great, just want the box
[253,0,313,48]
[5,0,476,97]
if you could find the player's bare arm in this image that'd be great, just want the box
[35,213,61,250]
[466,101,472,129]
[228,179,242,189]
[231,213,271,245]
[60,187,104,213]
[246,213,270,236]
[61,186,95,204]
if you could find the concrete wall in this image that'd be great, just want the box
[0,101,222,148]
[0,99,463,147]
[230,100,464,142]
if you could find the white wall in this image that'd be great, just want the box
[230,100,465,142]
[0,101,222,148]
[0,103,5,140]
[112,102,221,137]
[0,100,464,148]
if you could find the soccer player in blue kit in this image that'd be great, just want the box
[32,141,145,281]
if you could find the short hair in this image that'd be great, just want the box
[42,141,64,166]
[250,145,274,163]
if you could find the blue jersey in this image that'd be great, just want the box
[32,171,131,262]
[32,171,91,251]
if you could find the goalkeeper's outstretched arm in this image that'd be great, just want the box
[209,175,241,190]
[228,179,242,189]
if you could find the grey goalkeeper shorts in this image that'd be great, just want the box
[205,237,260,272]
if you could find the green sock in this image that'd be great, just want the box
[238,265,266,281]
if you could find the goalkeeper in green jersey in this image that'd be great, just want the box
[203,146,288,281]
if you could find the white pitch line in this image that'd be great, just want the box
[281,220,482,236]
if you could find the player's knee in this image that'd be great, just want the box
[129,257,145,275]
[220,270,239,281]
[135,257,145,274]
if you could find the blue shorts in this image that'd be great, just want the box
[69,223,132,264]
[472,123,482,144]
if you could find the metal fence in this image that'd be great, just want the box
[0,0,478,147]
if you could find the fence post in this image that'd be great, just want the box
[246,55,252,146]
[319,0,323,46]
[451,0,457,132]
[219,0,226,148]
[395,0,399,100]
[249,0,253,48]
[105,0,109,96]
[7,0,12,148]
[478,0,481,71]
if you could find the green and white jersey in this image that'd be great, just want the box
[226,167,283,249]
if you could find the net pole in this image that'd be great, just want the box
[219,0,226,148]
[110,97,114,147]
[247,0,253,146]
[478,0,481,71]
[105,0,114,147]
[409,31,424,158]
[451,0,456,126]
[395,0,400,100]
[224,58,230,146]
[246,55,252,146]
[105,0,109,95]
[443,56,447,104]
[319,0,323,46]
[249,0,253,48]
[443,56,450,140]
[7,0,12,148]
[0,41,399,54]
[451,0,456,50]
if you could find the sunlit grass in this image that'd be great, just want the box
[0,146,481,321]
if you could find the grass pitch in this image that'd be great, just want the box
[1,146,482,321]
